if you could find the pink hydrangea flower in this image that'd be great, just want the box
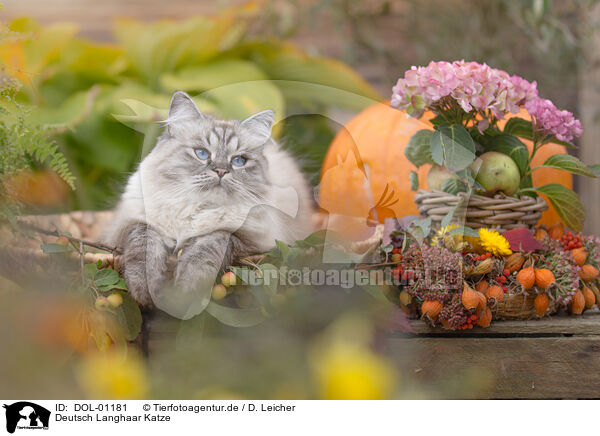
[524,97,583,143]
[391,60,538,120]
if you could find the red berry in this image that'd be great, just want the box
[503,286,508,293]
[503,269,510,276]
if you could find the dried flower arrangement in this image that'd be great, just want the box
[382,215,600,330]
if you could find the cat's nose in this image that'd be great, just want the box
[213,168,229,178]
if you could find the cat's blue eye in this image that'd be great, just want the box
[194,148,209,160]
[231,156,247,167]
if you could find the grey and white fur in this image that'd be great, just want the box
[104,91,314,318]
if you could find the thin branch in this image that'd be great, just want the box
[79,241,85,287]
[17,220,123,254]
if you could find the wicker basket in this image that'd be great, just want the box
[492,292,537,320]
[414,189,548,233]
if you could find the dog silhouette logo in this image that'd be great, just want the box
[3,402,50,434]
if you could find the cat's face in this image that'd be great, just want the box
[149,92,274,202]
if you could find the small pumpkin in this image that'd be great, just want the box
[582,286,596,310]
[476,307,492,328]
[485,285,504,303]
[579,264,599,283]
[477,291,487,311]
[548,222,565,240]
[475,280,489,294]
[534,293,550,317]
[461,283,480,311]
[534,268,556,290]
[399,290,413,307]
[505,253,525,273]
[516,267,535,290]
[569,290,586,315]
[421,300,443,321]
[571,247,588,267]
[534,228,548,241]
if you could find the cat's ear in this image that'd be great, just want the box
[168,91,202,122]
[241,110,275,144]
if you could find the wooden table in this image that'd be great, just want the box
[386,311,600,399]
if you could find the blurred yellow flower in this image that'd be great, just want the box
[430,223,460,247]
[313,342,397,400]
[76,351,149,399]
[478,228,512,257]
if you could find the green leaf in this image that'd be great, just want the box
[94,268,120,287]
[405,129,434,168]
[98,278,128,293]
[431,124,476,171]
[113,14,246,82]
[537,154,597,178]
[297,230,328,247]
[275,81,376,111]
[519,173,534,191]
[521,184,585,231]
[447,226,479,237]
[441,206,456,230]
[456,167,483,191]
[160,60,267,92]
[502,117,575,148]
[408,218,431,244]
[40,243,70,254]
[441,177,467,195]
[275,240,290,264]
[486,134,529,176]
[409,171,419,191]
[503,117,534,140]
[115,291,142,341]
[205,301,266,327]
[589,164,600,177]
[246,42,381,102]
[84,263,99,280]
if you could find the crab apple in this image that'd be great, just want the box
[107,293,123,308]
[95,296,110,311]
[211,284,227,300]
[221,271,237,287]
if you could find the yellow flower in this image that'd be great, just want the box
[478,228,512,257]
[313,343,397,400]
[76,351,149,399]
[430,224,460,247]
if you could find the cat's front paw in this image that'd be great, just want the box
[123,273,154,308]
[174,262,218,295]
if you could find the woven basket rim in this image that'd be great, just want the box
[413,189,548,233]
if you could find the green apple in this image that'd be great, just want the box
[426,165,456,191]
[471,151,520,196]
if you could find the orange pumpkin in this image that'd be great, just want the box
[320,105,571,227]
[320,103,432,223]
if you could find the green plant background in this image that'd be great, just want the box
[2,9,381,210]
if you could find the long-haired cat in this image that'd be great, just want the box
[104,91,314,319]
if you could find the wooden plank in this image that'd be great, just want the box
[385,336,600,399]
[401,310,600,336]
